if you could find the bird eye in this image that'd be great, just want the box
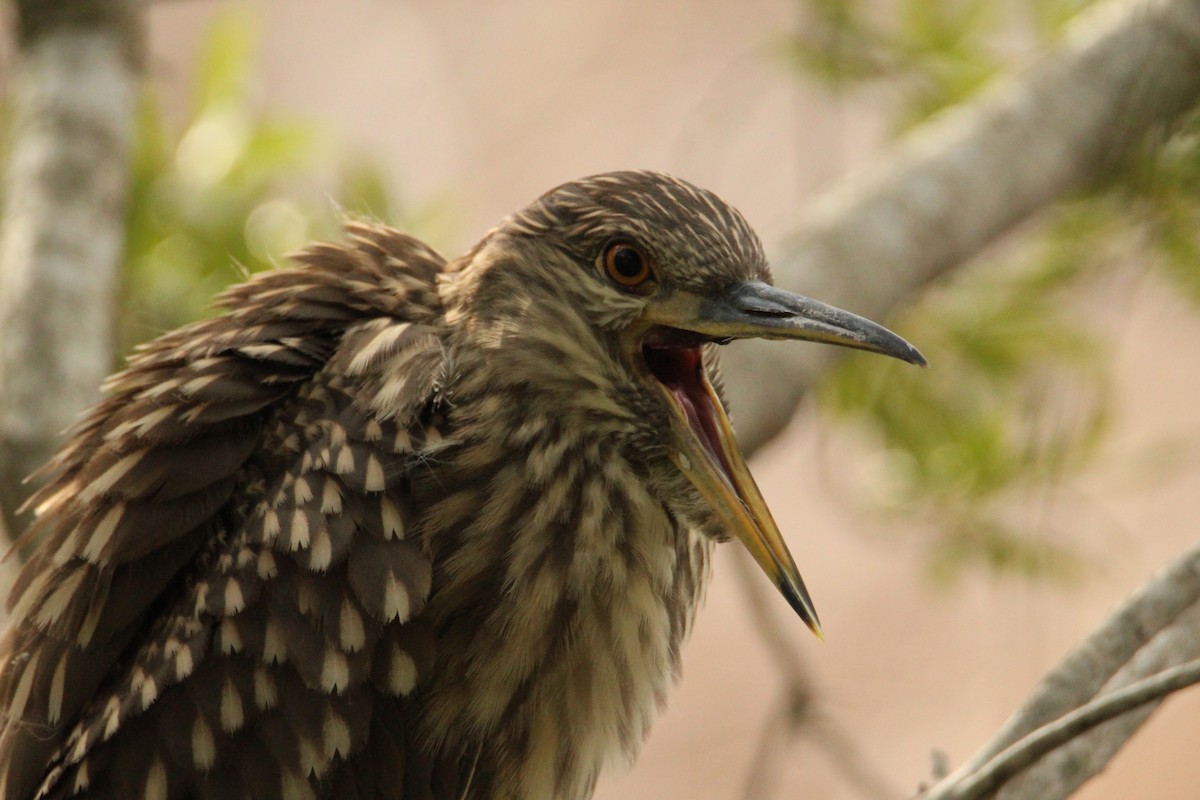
[602,242,653,288]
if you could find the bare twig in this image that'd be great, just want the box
[729,548,816,690]
[730,549,899,800]
[743,698,794,800]
[915,540,1200,799]
[923,658,1200,800]
[804,714,900,800]
[975,541,1200,788]
[992,596,1200,799]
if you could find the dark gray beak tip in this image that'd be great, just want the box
[904,345,929,369]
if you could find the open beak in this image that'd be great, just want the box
[640,280,925,636]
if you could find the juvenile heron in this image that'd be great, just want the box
[0,171,923,799]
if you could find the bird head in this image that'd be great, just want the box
[447,171,925,637]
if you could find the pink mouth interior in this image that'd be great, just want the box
[642,342,736,484]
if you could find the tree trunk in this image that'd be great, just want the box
[0,0,142,539]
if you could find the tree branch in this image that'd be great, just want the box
[728,0,1200,456]
[729,548,900,799]
[0,0,143,536]
[915,539,1200,799]
[924,658,1200,800]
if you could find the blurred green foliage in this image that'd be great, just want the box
[789,0,1200,581]
[823,204,1111,583]
[785,0,1097,128]
[120,7,414,354]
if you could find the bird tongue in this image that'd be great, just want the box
[642,345,737,487]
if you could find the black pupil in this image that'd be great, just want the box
[612,246,643,278]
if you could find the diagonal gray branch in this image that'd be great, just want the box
[918,540,1200,799]
[728,0,1200,456]
[0,0,143,538]
[926,657,1200,800]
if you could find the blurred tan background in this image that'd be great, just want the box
[17,1,1200,797]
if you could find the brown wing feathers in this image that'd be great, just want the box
[0,224,446,800]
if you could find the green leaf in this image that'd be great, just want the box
[194,6,258,111]
[118,7,416,357]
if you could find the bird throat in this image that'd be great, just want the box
[413,372,711,799]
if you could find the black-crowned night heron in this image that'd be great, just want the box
[0,171,923,799]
